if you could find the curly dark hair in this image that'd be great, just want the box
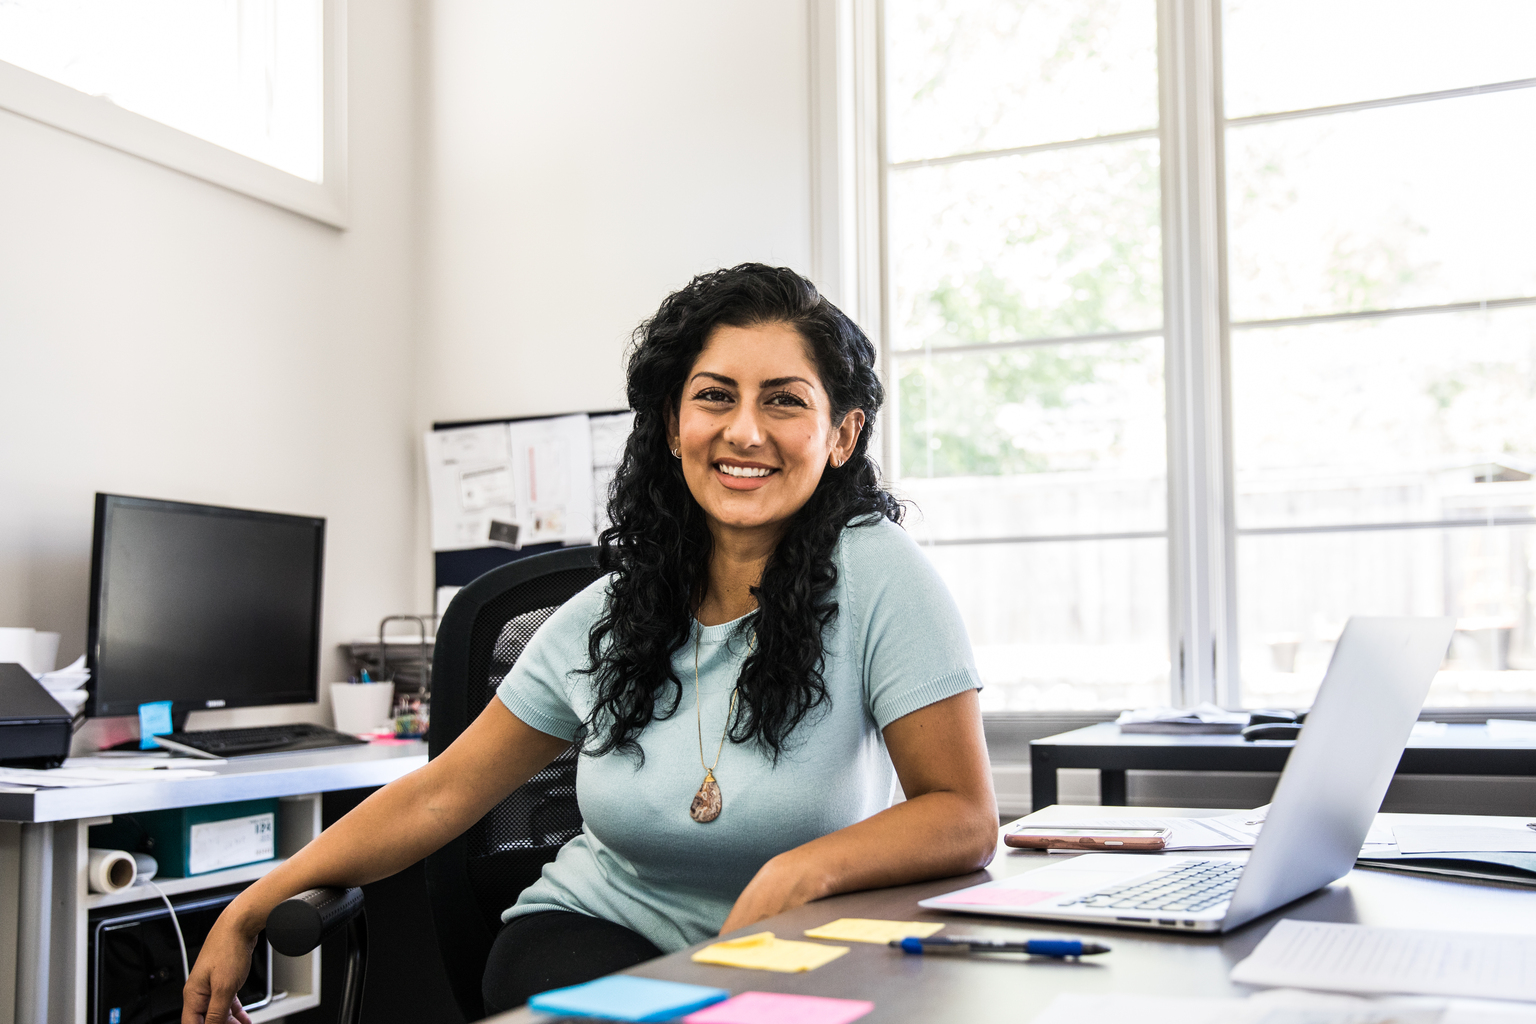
[581,264,902,763]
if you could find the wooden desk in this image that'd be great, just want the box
[489,806,1536,1023]
[1029,722,1536,809]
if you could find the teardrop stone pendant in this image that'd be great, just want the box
[690,770,722,823]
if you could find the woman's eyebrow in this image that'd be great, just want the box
[761,376,814,389]
[690,372,736,386]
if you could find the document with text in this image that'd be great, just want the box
[1229,919,1536,1003]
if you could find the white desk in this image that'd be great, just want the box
[0,742,427,1024]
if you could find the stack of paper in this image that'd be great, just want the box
[1033,807,1395,852]
[36,654,91,716]
[1392,825,1536,855]
[0,761,219,789]
[1116,703,1251,734]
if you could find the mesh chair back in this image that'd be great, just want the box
[425,547,605,1021]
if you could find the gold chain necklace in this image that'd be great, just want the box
[688,625,752,823]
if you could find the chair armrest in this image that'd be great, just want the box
[266,886,366,956]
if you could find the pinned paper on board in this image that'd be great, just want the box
[424,424,517,551]
[690,932,849,973]
[803,918,944,944]
[590,410,635,535]
[509,413,594,547]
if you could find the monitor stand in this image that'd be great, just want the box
[101,707,192,751]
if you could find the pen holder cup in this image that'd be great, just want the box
[330,682,397,735]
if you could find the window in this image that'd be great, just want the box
[884,0,1168,712]
[863,0,1536,711]
[0,0,346,226]
[1223,0,1536,710]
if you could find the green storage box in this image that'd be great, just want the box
[89,799,279,878]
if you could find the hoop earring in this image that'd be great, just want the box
[671,447,682,459]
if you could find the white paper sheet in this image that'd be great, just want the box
[1393,825,1536,855]
[509,413,595,546]
[1487,719,1536,741]
[1031,990,1536,1024]
[1229,919,1536,1003]
[1040,807,1396,852]
[0,766,218,788]
[424,424,517,551]
[589,411,635,535]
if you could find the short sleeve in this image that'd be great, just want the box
[494,575,612,742]
[840,519,981,729]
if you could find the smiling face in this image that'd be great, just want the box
[667,321,864,548]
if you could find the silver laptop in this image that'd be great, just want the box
[921,616,1456,933]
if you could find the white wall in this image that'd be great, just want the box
[418,0,815,428]
[0,1,424,745]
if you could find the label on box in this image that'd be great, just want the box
[188,812,275,874]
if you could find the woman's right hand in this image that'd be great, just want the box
[182,912,258,1024]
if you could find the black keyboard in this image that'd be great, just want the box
[155,723,369,757]
[1059,858,1244,913]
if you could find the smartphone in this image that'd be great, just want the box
[1004,826,1171,851]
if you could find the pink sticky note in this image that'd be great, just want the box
[935,888,1062,907]
[683,991,874,1024]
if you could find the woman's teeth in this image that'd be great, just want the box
[717,464,774,478]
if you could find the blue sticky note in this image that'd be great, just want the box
[138,701,174,750]
[527,975,729,1021]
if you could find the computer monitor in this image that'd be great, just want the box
[87,494,325,723]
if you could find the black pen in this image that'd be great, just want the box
[891,936,1110,957]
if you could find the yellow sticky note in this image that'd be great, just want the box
[803,918,945,945]
[691,931,849,973]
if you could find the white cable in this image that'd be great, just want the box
[141,879,190,981]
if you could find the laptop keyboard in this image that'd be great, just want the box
[1060,859,1244,913]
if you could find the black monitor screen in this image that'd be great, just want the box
[88,494,325,717]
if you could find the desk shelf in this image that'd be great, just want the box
[85,858,288,911]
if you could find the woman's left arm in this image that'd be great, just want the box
[719,688,997,934]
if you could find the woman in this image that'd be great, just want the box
[184,264,997,1024]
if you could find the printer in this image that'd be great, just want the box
[0,662,74,768]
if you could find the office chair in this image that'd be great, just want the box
[265,546,606,1024]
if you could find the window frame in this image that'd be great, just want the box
[821,0,1536,717]
[0,0,348,228]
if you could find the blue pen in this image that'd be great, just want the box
[892,936,1110,958]
[360,669,371,683]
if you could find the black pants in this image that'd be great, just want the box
[481,910,664,1015]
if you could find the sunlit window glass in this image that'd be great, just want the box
[1225,0,1536,708]
[885,0,1167,711]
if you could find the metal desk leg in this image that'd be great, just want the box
[15,823,53,1024]
[1100,770,1128,807]
[1030,747,1059,811]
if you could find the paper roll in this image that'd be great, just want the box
[87,848,139,894]
[132,852,159,883]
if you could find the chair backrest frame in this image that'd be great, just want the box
[425,546,605,1021]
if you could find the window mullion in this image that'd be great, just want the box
[1159,0,1238,707]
